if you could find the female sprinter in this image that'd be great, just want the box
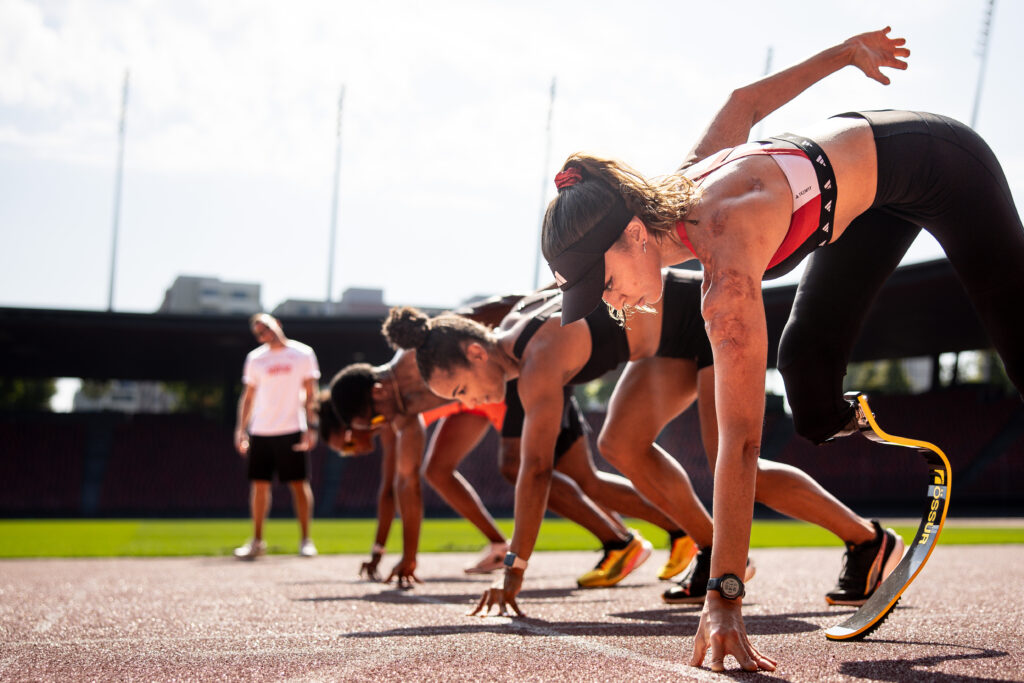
[382,287,725,615]
[540,24,1024,672]
[327,295,662,587]
[596,269,902,607]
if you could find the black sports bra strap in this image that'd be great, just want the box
[511,298,561,360]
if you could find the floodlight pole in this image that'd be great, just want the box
[533,77,556,290]
[753,47,773,141]
[107,70,129,312]
[326,85,346,315]
[971,0,995,128]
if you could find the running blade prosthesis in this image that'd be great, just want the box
[825,392,952,641]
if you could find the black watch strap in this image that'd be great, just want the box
[707,573,745,600]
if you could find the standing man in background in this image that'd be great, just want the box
[234,313,321,559]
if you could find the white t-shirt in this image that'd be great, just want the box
[242,340,321,436]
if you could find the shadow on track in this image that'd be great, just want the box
[294,586,586,604]
[839,642,1008,682]
[338,619,688,639]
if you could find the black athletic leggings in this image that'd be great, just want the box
[778,110,1024,443]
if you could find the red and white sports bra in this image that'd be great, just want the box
[676,133,838,279]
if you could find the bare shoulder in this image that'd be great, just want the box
[520,317,590,388]
[392,352,424,390]
[686,170,791,270]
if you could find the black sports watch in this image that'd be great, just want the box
[707,573,745,600]
[503,552,528,570]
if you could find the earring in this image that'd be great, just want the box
[642,240,647,254]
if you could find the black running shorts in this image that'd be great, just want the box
[247,432,308,482]
[500,379,588,464]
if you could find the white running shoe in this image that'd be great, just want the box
[299,538,318,558]
[234,539,266,559]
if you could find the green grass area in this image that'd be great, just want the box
[0,518,1022,558]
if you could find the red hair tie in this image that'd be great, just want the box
[554,167,582,190]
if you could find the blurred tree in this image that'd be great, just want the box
[79,379,112,399]
[0,378,57,411]
[973,350,1015,394]
[575,366,624,411]
[844,359,912,394]
[163,381,226,418]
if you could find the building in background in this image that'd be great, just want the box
[159,276,261,315]
[272,287,391,317]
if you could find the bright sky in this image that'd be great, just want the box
[2,0,1022,314]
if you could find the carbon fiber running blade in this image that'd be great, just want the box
[825,393,951,641]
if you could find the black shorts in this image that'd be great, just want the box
[657,269,714,369]
[247,432,309,482]
[500,380,588,465]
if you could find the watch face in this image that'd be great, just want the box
[722,576,741,598]
[503,553,515,568]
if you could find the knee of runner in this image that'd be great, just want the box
[420,459,448,486]
[595,430,628,466]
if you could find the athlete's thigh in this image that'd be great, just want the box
[695,365,720,469]
[603,357,699,447]
[424,412,492,470]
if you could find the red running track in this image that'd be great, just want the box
[2,546,1022,681]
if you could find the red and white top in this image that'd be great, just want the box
[677,141,833,272]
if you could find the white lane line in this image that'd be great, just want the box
[407,593,725,681]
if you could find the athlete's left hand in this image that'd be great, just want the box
[690,594,777,672]
[385,556,422,590]
[843,26,910,85]
[292,430,317,452]
[468,568,524,617]
[359,551,384,582]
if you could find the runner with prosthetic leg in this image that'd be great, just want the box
[540,24,1014,667]
[594,270,901,606]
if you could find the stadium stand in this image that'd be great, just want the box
[2,384,1022,518]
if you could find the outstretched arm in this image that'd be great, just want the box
[682,27,909,168]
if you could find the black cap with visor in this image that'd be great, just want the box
[546,197,634,326]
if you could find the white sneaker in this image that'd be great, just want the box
[299,538,318,558]
[234,539,266,559]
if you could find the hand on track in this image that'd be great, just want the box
[468,569,524,617]
[690,596,776,673]
[385,557,422,590]
[358,552,383,582]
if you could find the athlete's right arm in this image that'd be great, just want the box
[234,384,255,455]
[361,428,397,582]
[387,415,425,589]
[688,200,779,672]
[682,27,909,168]
[501,363,566,606]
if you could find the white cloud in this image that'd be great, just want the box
[1,0,1022,312]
